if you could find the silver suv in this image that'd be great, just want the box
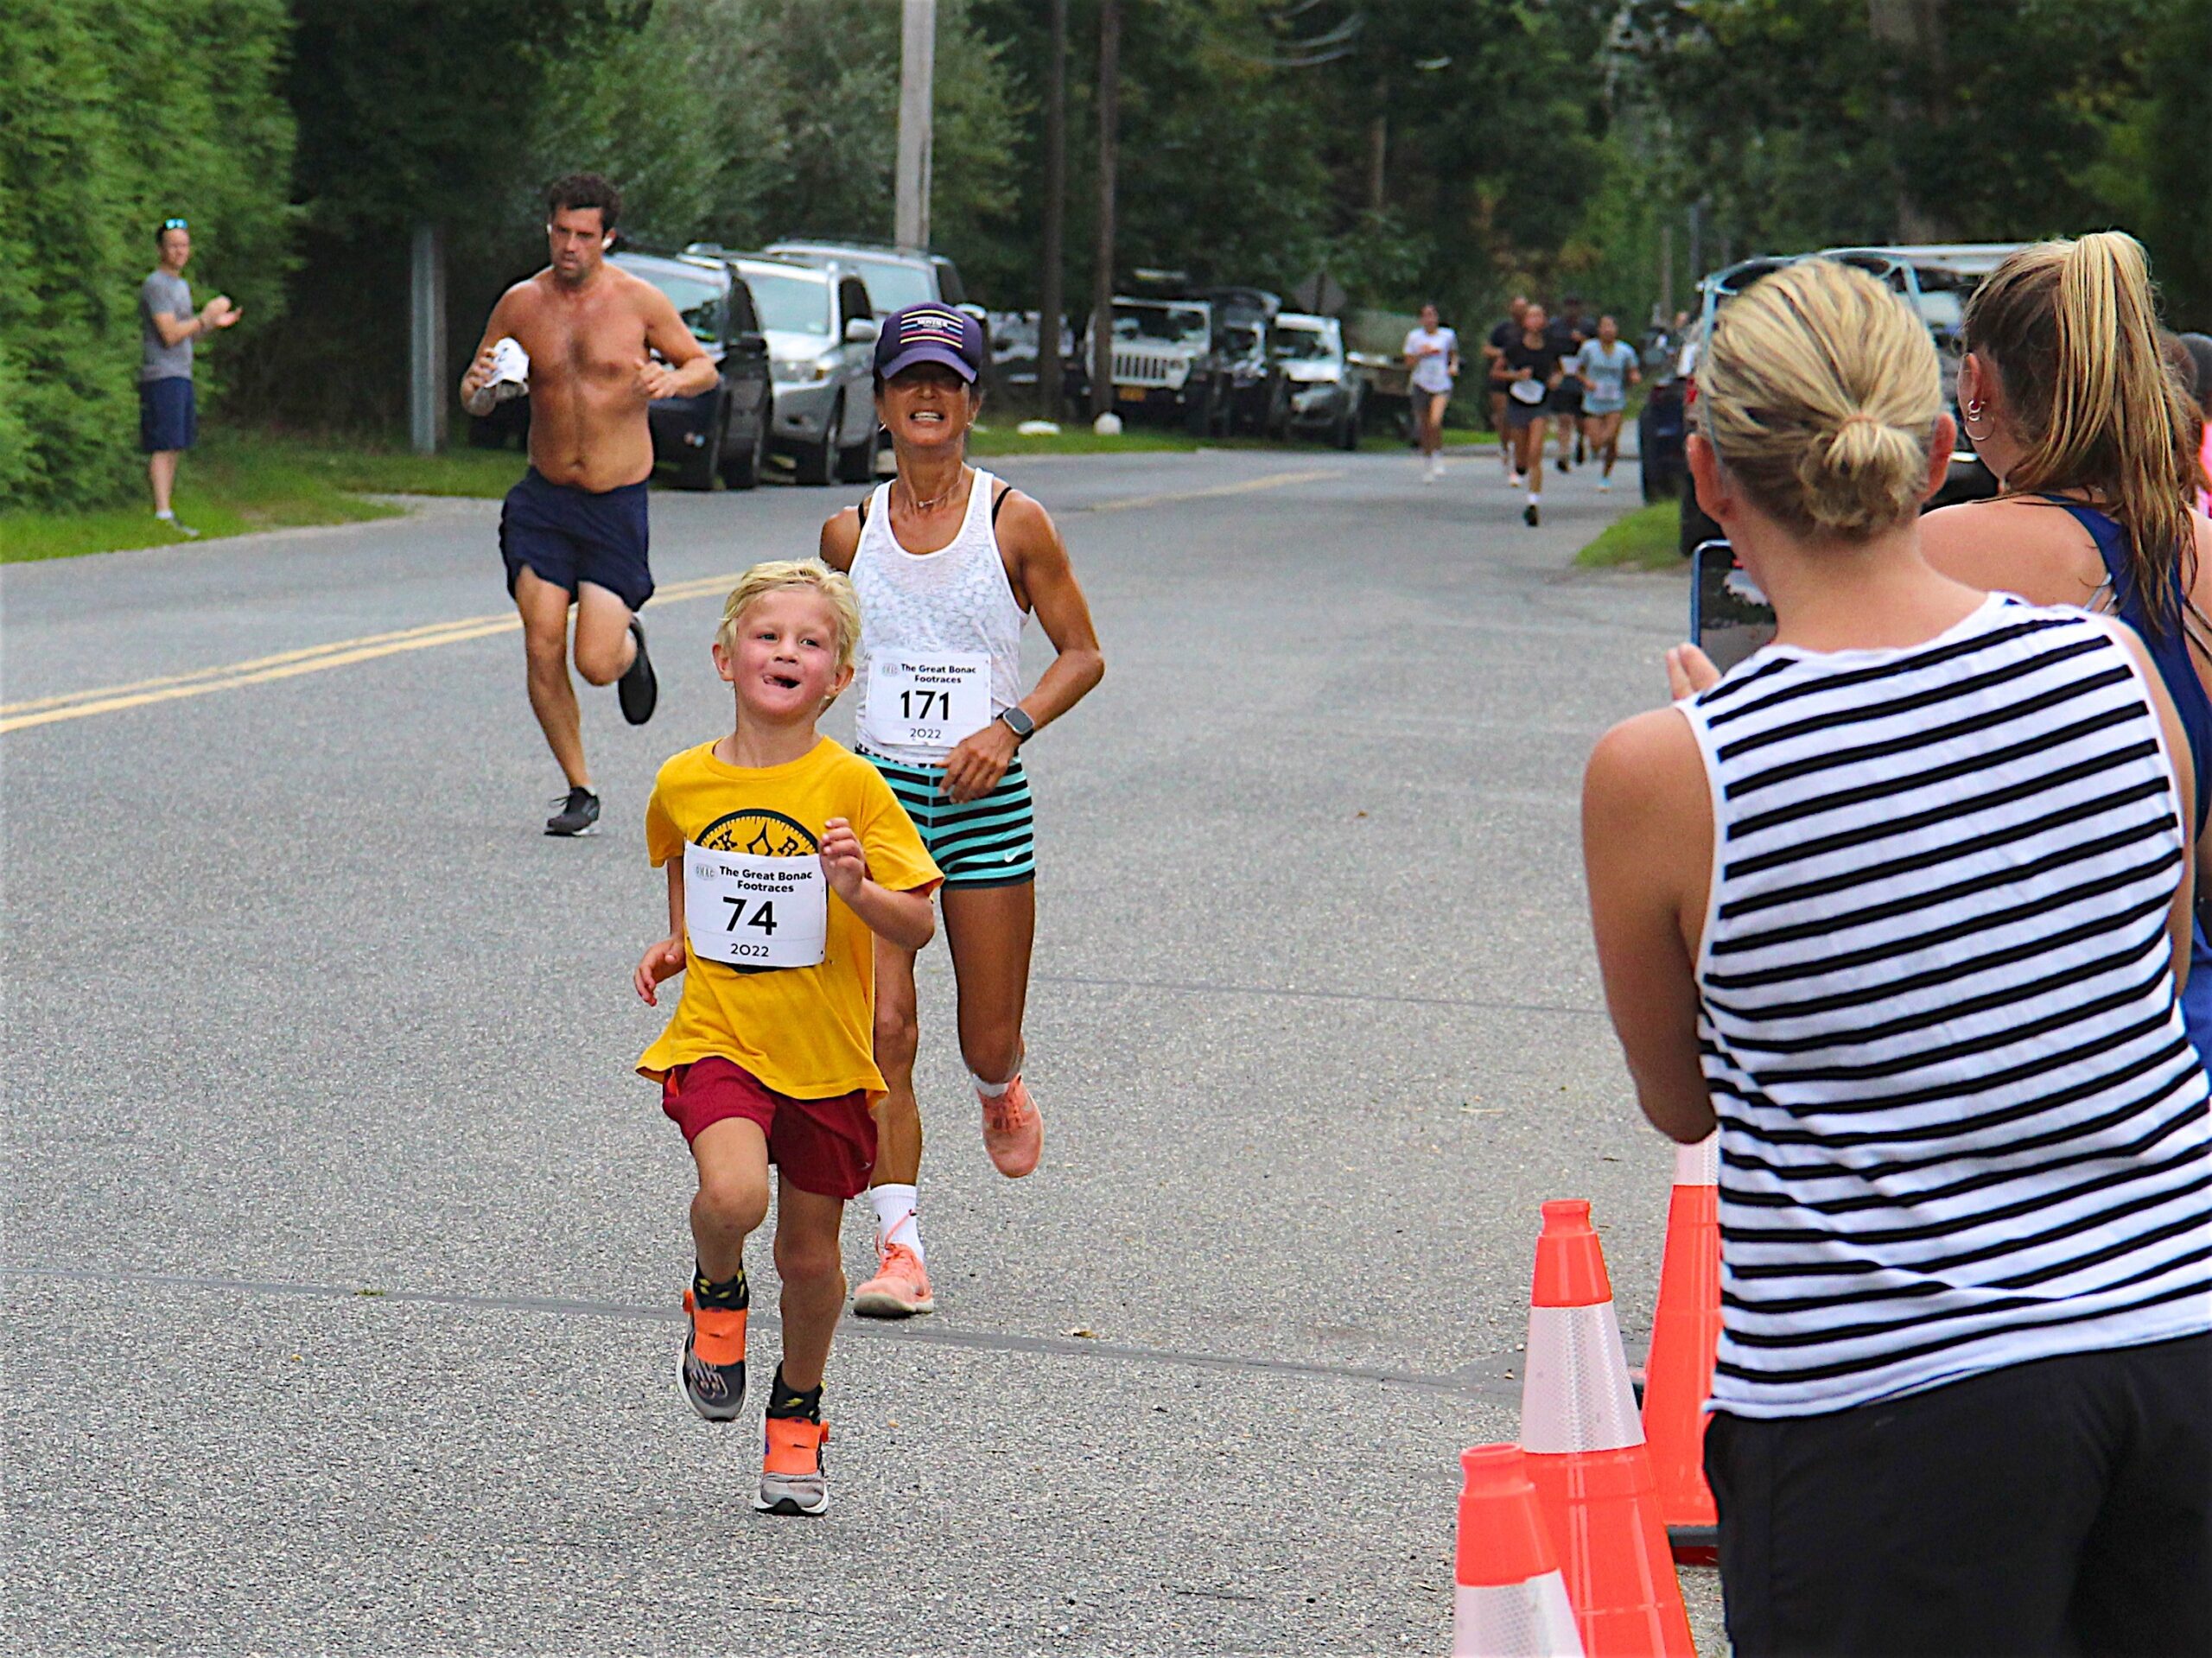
[715,252,880,486]
[764,239,969,317]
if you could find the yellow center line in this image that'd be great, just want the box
[1078,467,1344,514]
[0,572,744,737]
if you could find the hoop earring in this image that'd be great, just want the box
[1961,397,1990,439]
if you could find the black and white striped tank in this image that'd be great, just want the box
[1681,594,2212,1418]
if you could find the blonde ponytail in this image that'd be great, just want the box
[1966,232,2200,637]
[1697,259,1941,540]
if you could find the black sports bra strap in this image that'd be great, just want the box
[856,493,870,527]
[991,482,1015,524]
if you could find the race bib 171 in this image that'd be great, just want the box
[683,842,827,969]
[862,653,992,752]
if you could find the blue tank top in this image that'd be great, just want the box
[2046,497,2212,1061]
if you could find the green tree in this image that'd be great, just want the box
[0,0,294,508]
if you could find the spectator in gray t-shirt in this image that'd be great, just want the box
[139,218,241,536]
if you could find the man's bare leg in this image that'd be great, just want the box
[572,579,639,687]
[149,451,180,516]
[513,566,588,789]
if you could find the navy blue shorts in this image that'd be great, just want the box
[498,468,653,613]
[139,378,196,454]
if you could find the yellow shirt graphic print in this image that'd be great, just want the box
[639,738,940,1099]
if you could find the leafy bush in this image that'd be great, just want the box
[0,0,295,510]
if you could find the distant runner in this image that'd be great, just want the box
[821,305,1105,1319]
[1402,303,1460,483]
[1485,295,1529,481]
[461,173,717,836]
[1573,316,1641,492]
[1501,302,1565,525]
[1547,295,1592,473]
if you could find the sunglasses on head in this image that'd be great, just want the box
[162,218,188,231]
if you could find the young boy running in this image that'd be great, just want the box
[633,561,940,1516]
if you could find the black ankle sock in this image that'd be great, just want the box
[692,1262,749,1310]
[766,1365,823,1421]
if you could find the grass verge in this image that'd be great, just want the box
[1575,499,1681,572]
[1,429,522,563]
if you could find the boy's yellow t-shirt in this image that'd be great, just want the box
[638,737,940,1096]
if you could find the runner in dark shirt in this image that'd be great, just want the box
[1501,303,1565,525]
[1547,295,1592,471]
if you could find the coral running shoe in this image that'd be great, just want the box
[679,1288,748,1421]
[851,1241,935,1319]
[756,1415,830,1516]
[980,1074,1043,1178]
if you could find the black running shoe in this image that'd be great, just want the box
[618,618,658,726]
[1524,502,1540,527]
[1556,456,1570,474]
[544,787,601,836]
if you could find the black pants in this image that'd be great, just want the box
[1707,1334,2210,1657]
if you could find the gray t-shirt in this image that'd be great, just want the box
[140,270,194,382]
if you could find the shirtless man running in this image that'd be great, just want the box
[461,173,718,836]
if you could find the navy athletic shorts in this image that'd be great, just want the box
[498,467,653,613]
[139,378,196,454]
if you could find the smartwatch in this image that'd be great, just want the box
[997,706,1036,744]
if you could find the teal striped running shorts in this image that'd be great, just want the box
[861,749,1037,888]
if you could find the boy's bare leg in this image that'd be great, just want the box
[514,567,589,789]
[772,1179,848,1391]
[943,882,1035,1089]
[690,1116,770,1280]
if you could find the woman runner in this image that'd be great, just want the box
[1501,302,1564,524]
[820,304,1105,1319]
[1573,315,1641,492]
[1402,302,1460,483]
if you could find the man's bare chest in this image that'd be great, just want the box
[514,295,645,389]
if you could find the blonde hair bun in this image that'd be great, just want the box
[1700,258,1941,540]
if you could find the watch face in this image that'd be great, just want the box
[1001,708,1035,738]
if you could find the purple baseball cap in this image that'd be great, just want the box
[875,303,984,383]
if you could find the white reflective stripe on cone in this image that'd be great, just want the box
[1521,1301,1644,1453]
[1675,1132,1718,1186]
[1452,1572,1586,1657]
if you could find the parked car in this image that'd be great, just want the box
[1672,245,2020,554]
[1206,287,1283,436]
[608,250,772,491]
[699,252,880,486]
[1084,295,1230,433]
[763,238,971,315]
[1344,308,1417,441]
[1266,311,1364,449]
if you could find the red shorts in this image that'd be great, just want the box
[659,1056,874,1200]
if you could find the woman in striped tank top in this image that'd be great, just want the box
[1583,260,2211,1656]
[820,305,1104,1320]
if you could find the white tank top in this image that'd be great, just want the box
[850,467,1029,765]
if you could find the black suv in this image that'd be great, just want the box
[613,250,773,491]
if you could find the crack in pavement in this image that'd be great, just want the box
[0,1264,1523,1403]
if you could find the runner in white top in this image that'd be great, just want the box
[1402,302,1459,481]
[820,303,1104,1319]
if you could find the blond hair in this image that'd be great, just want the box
[1966,232,2201,638]
[1697,258,1941,540]
[715,560,862,677]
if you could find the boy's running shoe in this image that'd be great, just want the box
[1524,502,1541,527]
[851,1241,935,1318]
[544,787,601,836]
[617,618,658,726]
[980,1075,1043,1178]
[755,1415,830,1516]
[679,1288,748,1421]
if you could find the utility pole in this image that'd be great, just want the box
[408,221,445,454]
[1090,0,1120,419]
[1038,0,1068,419]
[895,0,936,247]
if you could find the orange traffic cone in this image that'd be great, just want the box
[1642,1134,1721,1565]
[1452,1444,1586,1657]
[1521,1199,1696,1658]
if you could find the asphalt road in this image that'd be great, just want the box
[2,443,1723,1655]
